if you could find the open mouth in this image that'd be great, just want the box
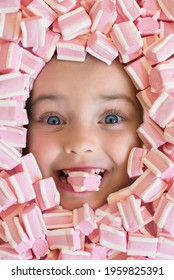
[56,168,107,193]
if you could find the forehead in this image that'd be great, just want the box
[32,55,137,101]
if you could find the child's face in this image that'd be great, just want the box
[27,56,142,210]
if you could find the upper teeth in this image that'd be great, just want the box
[62,169,105,175]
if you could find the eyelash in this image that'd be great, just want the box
[100,109,126,123]
[38,112,65,124]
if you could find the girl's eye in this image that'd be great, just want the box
[47,116,62,125]
[104,114,123,124]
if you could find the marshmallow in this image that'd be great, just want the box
[99,223,127,252]
[0,202,28,221]
[143,34,174,65]
[135,17,160,37]
[2,217,32,254]
[164,123,174,144]
[8,171,36,203]
[0,12,21,42]
[33,29,60,62]
[47,228,81,250]
[86,31,118,65]
[20,16,46,48]
[166,183,174,203]
[32,237,49,259]
[131,169,168,202]
[142,35,159,49]
[0,139,21,170]
[159,21,174,38]
[0,177,17,212]
[140,0,161,17]
[137,119,166,149]
[107,186,133,213]
[44,0,77,14]
[136,87,160,111]
[0,0,20,13]
[127,147,147,178]
[67,171,101,192]
[127,233,158,258]
[0,126,27,148]
[58,7,91,40]
[58,249,90,260]
[80,0,96,13]
[0,42,23,74]
[57,37,87,62]
[73,203,96,235]
[43,209,73,229]
[149,92,174,128]
[116,0,142,21]
[143,148,174,179]
[124,56,152,90]
[89,0,117,34]
[157,0,174,20]
[0,244,32,260]
[157,236,174,259]
[33,177,60,211]
[20,203,47,242]
[111,21,143,56]
[149,59,174,93]
[14,153,42,184]
[22,0,57,28]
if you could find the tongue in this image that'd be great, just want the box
[67,171,102,192]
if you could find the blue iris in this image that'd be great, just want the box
[47,116,61,125]
[105,114,121,124]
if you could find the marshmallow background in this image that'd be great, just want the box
[0,0,174,260]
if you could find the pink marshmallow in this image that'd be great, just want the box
[33,29,60,62]
[0,42,23,74]
[73,203,96,235]
[166,183,174,203]
[116,0,142,21]
[0,177,17,212]
[58,7,91,40]
[149,59,174,93]
[47,228,81,250]
[80,0,96,13]
[32,237,49,259]
[0,126,27,148]
[137,119,166,149]
[20,203,47,242]
[20,16,46,48]
[149,92,174,128]
[0,139,21,170]
[157,0,174,20]
[0,12,21,42]
[33,177,60,211]
[67,171,101,192]
[143,148,174,179]
[131,169,168,203]
[58,249,91,260]
[89,0,117,34]
[143,34,174,65]
[0,202,28,221]
[142,35,159,49]
[111,21,143,56]
[0,244,32,260]
[99,223,127,252]
[107,186,133,213]
[43,209,73,229]
[157,236,174,259]
[136,87,160,111]
[44,0,77,14]
[124,56,152,90]
[159,21,174,38]
[20,48,45,77]
[140,0,161,17]
[153,195,174,234]
[127,233,158,258]
[86,31,118,65]
[2,217,32,254]
[22,0,57,28]
[162,142,174,161]
[127,147,147,178]
[86,244,107,260]
[57,37,87,62]
[135,17,160,37]
[0,0,20,13]
[8,171,36,203]
[164,123,174,144]
[14,153,42,184]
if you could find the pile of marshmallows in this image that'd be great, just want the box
[1,0,174,260]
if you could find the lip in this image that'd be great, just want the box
[54,167,109,194]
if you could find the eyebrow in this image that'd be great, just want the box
[99,93,137,107]
[29,94,64,109]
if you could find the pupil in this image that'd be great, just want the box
[47,116,60,125]
[105,114,118,124]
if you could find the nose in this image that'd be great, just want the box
[64,126,96,156]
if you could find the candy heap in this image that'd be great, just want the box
[1,0,174,260]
